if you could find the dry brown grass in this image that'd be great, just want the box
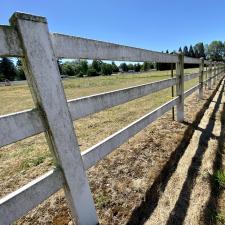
[0,68,202,224]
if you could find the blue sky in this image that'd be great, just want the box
[1,0,225,53]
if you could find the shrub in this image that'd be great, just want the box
[101,63,113,75]
[87,68,98,76]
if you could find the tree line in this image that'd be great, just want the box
[157,40,225,70]
[57,60,155,77]
[0,40,224,81]
[0,58,154,81]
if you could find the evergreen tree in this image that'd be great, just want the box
[79,60,88,75]
[188,45,195,57]
[194,48,199,58]
[101,63,113,75]
[119,63,128,72]
[127,64,134,71]
[207,41,225,61]
[0,57,17,81]
[178,47,182,53]
[111,62,119,73]
[194,42,205,58]
[16,59,26,80]
[92,60,102,73]
[142,62,148,71]
[183,46,189,56]
[134,63,141,72]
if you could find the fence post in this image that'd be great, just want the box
[10,12,99,225]
[176,53,184,122]
[215,62,218,81]
[213,62,216,85]
[205,64,208,88]
[199,58,204,99]
[208,62,212,89]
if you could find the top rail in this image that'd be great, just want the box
[0,26,23,57]
[51,33,179,63]
[0,25,209,64]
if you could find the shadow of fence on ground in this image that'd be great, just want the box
[203,84,225,224]
[165,79,224,225]
[126,79,223,225]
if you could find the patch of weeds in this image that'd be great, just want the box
[211,210,225,225]
[20,156,45,170]
[214,170,225,188]
[95,193,110,208]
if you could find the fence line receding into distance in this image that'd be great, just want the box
[0,12,224,225]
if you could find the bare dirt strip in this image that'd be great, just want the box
[15,77,224,225]
[145,78,225,225]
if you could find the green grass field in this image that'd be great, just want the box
[0,68,200,197]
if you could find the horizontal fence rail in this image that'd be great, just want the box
[0,109,44,147]
[0,25,210,64]
[0,26,23,57]
[0,77,175,148]
[68,77,176,120]
[1,66,220,148]
[184,84,201,98]
[184,72,199,82]
[0,97,179,224]
[0,11,224,225]
[0,169,64,225]
[82,97,179,169]
[0,70,215,148]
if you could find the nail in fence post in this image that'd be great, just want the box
[199,58,204,99]
[10,12,99,225]
[176,53,184,122]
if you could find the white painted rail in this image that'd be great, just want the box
[0,109,44,147]
[184,84,201,98]
[51,33,179,63]
[0,97,178,225]
[0,26,23,57]
[68,77,176,120]
[82,97,179,169]
[0,11,224,225]
[0,77,176,148]
[0,170,64,225]
[184,72,199,82]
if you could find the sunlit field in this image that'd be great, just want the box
[0,68,200,197]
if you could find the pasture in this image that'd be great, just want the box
[0,69,199,199]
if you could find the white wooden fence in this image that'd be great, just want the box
[0,12,224,225]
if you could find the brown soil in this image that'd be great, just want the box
[15,79,225,225]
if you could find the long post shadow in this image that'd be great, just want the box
[203,86,225,224]
[126,79,224,225]
[165,79,224,225]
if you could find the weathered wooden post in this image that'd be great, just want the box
[213,62,216,85]
[171,63,175,120]
[176,53,184,122]
[199,58,204,99]
[215,62,218,81]
[208,62,212,89]
[10,12,99,225]
[205,64,208,88]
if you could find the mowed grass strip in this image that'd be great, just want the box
[0,68,199,196]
